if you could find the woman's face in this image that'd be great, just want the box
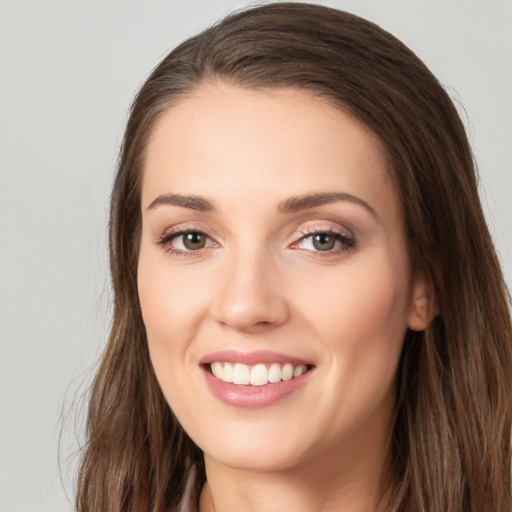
[138,84,426,473]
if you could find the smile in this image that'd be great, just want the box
[210,362,309,386]
[200,351,314,408]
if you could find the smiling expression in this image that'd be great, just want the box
[137,84,426,473]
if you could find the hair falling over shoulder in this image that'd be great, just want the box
[75,3,512,511]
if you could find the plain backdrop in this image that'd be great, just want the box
[0,1,510,511]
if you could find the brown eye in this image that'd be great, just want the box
[312,234,336,251]
[294,229,355,255]
[157,230,215,254]
[182,232,207,250]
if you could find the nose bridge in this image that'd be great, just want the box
[212,241,289,331]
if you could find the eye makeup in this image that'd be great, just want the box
[154,221,356,260]
[291,225,355,258]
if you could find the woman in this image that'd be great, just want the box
[76,3,512,511]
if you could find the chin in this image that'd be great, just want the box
[192,413,327,474]
[204,439,307,473]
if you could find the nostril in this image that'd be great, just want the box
[211,276,291,332]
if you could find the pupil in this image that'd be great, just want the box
[313,234,335,251]
[183,232,206,250]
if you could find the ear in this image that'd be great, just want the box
[407,277,439,332]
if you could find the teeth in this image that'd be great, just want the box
[210,362,309,386]
[268,363,282,383]
[250,364,268,386]
[293,365,307,377]
[282,363,293,381]
[211,362,223,379]
[233,363,250,385]
[223,362,234,383]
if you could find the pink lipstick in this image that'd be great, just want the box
[200,350,314,408]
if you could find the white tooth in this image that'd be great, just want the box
[211,362,223,379]
[268,363,282,383]
[282,363,294,381]
[293,364,307,378]
[222,362,234,383]
[250,364,269,386]
[233,363,250,385]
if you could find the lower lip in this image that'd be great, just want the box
[201,366,313,408]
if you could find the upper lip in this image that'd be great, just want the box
[199,350,313,366]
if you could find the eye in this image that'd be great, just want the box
[293,229,355,254]
[304,233,338,251]
[176,231,209,250]
[156,229,216,255]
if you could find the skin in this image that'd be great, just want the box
[137,83,431,512]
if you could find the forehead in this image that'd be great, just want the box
[141,83,398,223]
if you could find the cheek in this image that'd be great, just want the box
[293,260,410,439]
[299,255,410,383]
[305,260,407,332]
[137,253,209,422]
[137,252,205,363]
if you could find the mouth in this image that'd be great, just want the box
[207,361,312,386]
[199,351,315,408]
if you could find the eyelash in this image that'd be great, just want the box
[292,226,355,258]
[155,226,216,258]
[155,225,355,258]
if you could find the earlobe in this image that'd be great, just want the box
[407,278,439,332]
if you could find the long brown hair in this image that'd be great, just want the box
[76,3,512,511]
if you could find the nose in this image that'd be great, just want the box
[211,248,290,333]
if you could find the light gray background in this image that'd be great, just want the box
[1,1,510,511]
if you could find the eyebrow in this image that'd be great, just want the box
[277,192,378,218]
[146,191,378,218]
[147,193,215,212]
